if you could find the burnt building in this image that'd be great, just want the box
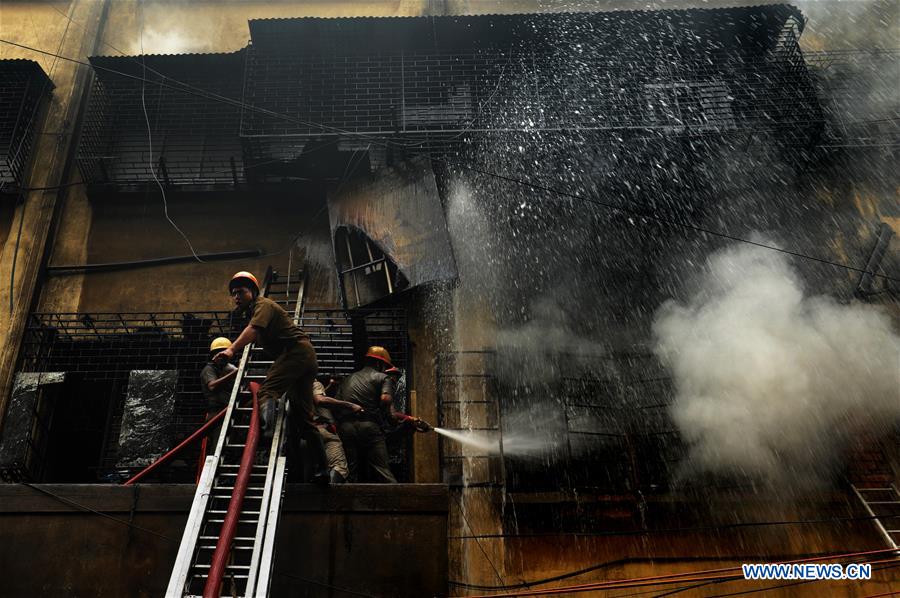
[0,2,898,597]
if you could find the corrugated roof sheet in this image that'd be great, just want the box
[248,5,802,53]
[0,59,55,89]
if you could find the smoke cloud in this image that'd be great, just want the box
[653,241,900,483]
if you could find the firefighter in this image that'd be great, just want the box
[199,337,238,444]
[215,271,329,483]
[312,374,357,484]
[201,337,238,411]
[336,346,426,482]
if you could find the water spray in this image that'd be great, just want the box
[433,427,558,456]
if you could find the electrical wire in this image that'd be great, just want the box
[461,552,900,597]
[18,482,387,597]
[458,497,507,587]
[648,558,900,598]
[138,12,203,263]
[455,163,900,285]
[702,558,900,598]
[450,540,900,591]
[450,512,900,541]
[2,37,898,285]
[6,6,75,314]
[20,482,175,542]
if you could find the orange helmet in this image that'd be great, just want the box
[385,366,401,376]
[365,346,393,367]
[229,271,259,295]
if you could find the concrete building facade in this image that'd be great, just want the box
[1,1,898,596]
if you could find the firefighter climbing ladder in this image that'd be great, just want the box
[166,268,308,598]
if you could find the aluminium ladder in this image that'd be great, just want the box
[852,483,900,551]
[167,268,308,598]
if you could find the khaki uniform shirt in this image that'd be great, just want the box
[247,296,308,356]
[336,366,395,427]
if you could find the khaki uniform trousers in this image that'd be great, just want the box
[256,339,326,473]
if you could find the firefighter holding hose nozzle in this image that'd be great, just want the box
[336,346,431,482]
[385,365,432,432]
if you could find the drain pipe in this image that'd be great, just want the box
[47,249,262,275]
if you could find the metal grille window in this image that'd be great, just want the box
[240,7,823,164]
[77,52,246,188]
[435,350,682,494]
[335,226,409,309]
[0,60,53,192]
[15,308,408,482]
[644,81,737,133]
[805,49,900,148]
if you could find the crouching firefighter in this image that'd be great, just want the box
[200,337,239,446]
[215,271,329,484]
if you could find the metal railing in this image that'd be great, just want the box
[17,307,409,481]
[435,349,683,494]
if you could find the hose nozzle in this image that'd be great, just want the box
[411,417,433,433]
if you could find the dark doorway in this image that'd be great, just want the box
[43,376,117,482]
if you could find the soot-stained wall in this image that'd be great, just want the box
[57,190,341,312]
[328,157,457,292]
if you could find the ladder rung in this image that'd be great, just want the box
[199,535,255,542]
[864,501,900,505]
[219,464,267,470]
[208,510,261,515]
[243,375,266,381]
[206,517,259,524]
[857,487,894,491]
[212,486,264,493]
[198,544,254,551]
[211,492,264,500]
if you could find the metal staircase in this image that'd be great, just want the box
[166,267,308,598]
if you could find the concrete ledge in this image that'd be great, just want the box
[0,483,449,513]
[0,483,449,597]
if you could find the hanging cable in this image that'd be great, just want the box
[457,495,507,587]
[138,13,204,263]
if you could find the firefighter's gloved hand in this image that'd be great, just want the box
[402,415,432,433]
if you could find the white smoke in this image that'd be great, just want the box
[653,241,900,483]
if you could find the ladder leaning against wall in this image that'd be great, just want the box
[166,267,308,598]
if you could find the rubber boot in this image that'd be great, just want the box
[329,469,346,484]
